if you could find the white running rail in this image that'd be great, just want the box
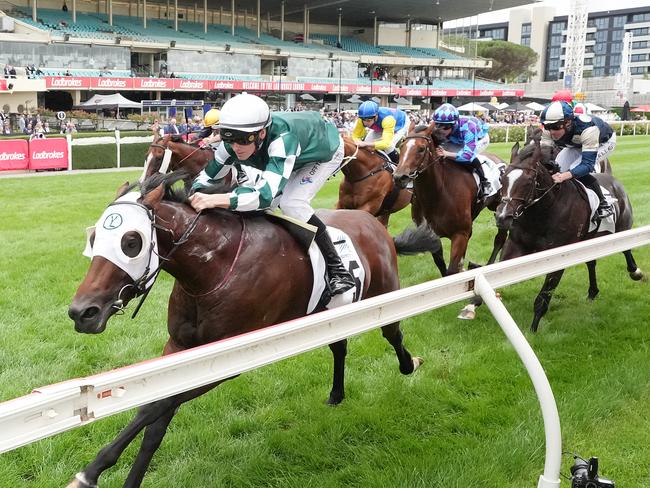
[2,226,650,487]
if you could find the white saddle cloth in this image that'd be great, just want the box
[575,181,617,233]
[473,155,505,199]
[307,226,366,313]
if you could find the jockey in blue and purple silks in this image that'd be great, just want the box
[432,103,492,197]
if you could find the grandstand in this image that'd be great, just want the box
[0,0,535,113]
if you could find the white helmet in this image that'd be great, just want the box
[540,101,573,126]
[219,93,271,133]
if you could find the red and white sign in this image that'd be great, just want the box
[45,76,525,97]
[0,139,29,171]
[29,138,68,170]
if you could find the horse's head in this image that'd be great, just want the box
[393,122,443,189]
[141,135,208,184]
[68,173,187,333]
[495,140,555,230]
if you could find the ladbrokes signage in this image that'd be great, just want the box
[0,139,29,170]
[29,138,68,170]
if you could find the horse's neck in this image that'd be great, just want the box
[342,151,383,180]
[156,204,243,294]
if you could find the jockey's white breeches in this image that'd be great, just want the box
[555,132,616,173]
[273,136,345,222]
[363,125,409,153]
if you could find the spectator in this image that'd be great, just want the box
[164,118,180,135]
[62,1,68,11]
[151,119,163,139]
[24,122,33,135]
[2,120,11,135]
[64,69,72,76]
[43,121,50,133]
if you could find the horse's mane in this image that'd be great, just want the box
[516,142,556,170]
[141,171,191,203]
[412,124,446,146]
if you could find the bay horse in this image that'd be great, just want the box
[67,171,426,488]
[393,122,508,276]
[337,136,412,227]
[495,139,644,332]
[141,134,213,185]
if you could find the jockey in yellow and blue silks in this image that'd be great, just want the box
[432,103,492,197]
[540,100,615,219]
[352,101,408,164]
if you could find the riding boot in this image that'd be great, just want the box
[307,214,356,304]
[387,149,400,165]
[470,158,491,198]
[578,173,613,219]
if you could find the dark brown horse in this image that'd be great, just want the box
[393,123,508,276]
[337,136,412,227]
[67,172,425,488]
[141,134,213,183]
[495,140,644,331]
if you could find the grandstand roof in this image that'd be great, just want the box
[183,1,538,28]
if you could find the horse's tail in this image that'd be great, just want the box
[393,224,442,256]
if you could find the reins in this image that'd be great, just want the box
[501,161,558,219]
[399,134,438,180]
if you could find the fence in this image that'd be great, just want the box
[1,226,649,487]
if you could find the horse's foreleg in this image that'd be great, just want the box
[447,234,470,275]
[623,249,645,281]
[381,322,423,375]
[530,270,565,333]
[68,381,224,488]
[487,228,508,265]
[586,260,599,300]
[327,339,347,405]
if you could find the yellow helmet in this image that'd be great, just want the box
[203,108,220,129]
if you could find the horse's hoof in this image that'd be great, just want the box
[66,473,97,488]
[326,393,344,406]
[630,268,645,281]
[457,304,476,320]
[412,357,424,372]
[587,290,599,301]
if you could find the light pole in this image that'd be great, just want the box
[337,58,342,112]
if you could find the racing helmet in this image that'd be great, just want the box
[573,102,589,115]
[540,101,573,126]
[203,108,221,129]
[219,93,272,144]
[358,100,379,119]
[432,103,459,125]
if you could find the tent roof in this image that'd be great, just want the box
[456,102,491,112]
[76,93,141,110]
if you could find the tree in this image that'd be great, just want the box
[475,40,538,83]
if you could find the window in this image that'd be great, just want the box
[612,15,627,28]
[521,23,531,35]
[594,55,607,67]
[550,35,563,46]
[630,28,649,36]
[521,37,530,47]
[594,17,609,30]
[584,58,593,66]
[551,22,565,34]
[549,59,561,71]
[594,43,607,54]
[631,54,648,62]
[633,41,648,49]
[549,47,561,58]
[609,54,621,66]
[592,67,605,77]
[611,30,624,41]
[584,45,594,54]
[631,66,647,74]
[632,13,650,23]
[587,19,596,28]
[492,28,506,40]
[610,42,623,53]
[595,30,608,42]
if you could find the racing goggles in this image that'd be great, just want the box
[221,128,258,145]
[435,123,455,131]
[543,121,565,131]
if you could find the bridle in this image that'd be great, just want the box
[148,137,202,174]
[499,160,557,219]
[398,134,438,181]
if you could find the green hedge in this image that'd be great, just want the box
[0,131,150,141]
[487,126,526,143]
[72,143,150,170]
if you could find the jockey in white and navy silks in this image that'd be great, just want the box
[352,100,408,164]
[540,100,615,219]
[189,93,355,304]
[431,103,492,197]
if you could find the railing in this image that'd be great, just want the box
[1,227,649,486]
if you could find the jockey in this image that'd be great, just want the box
[431,103,492,197]
[352,100,408,164]
[196,108,221,147]
[189,93,355,303]
[540,100,615,219]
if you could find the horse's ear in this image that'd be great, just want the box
[427,121,436,133]
[141,184,165,209]
[532,139,542,162]
[116,181,130,198]
[511,141,520,159]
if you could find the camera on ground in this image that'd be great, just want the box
[571,456,615,488]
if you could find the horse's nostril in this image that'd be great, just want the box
[81,306,100,321]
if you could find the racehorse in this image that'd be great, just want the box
[141,134,213,184]
[336,136,412,227]
[393,122,508,276]
[67,171,429,488]
[495,139,644,332]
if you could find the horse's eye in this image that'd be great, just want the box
[121,231,143,258]
[417,146,426,153]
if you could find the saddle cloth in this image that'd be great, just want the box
[575,181,617,234]
[473,155,506,199]
[307,226,366,313]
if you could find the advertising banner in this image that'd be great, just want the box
[0,139,29,170]
[28,138,68,170]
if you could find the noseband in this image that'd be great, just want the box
[148,138,202,174]
[399,134,437,180]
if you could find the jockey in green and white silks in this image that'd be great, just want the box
[189,93,355,303]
